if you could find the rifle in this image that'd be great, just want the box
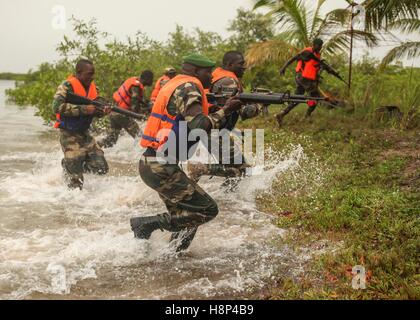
[319,60,348,85]
[207,91,327,106]
[65,92,145,120]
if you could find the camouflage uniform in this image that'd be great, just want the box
[52,81,108,189]
[99,85,148,148]
[137,81,227,248]
[279,73,321,119]
[188,75,259,183]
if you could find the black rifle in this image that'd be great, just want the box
[207,91,327,105]
[65,92,145,120]
[319,60,348,85]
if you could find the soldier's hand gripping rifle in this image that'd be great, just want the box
[65,92,145,120]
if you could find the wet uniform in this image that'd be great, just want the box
[52,79,108,189]
[99,80,149,148]
[133,70,235,251]
[188,68,260,182]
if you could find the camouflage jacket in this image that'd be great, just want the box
[52,80,105,118]
[167,81,226,131]
[210,76,259,121]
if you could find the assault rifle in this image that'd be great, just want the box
[207,90,327,106]
[65,92,145,120]
[318,60,348,86]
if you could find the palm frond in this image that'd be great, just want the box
[260,0,311,46]
[314,8,351,39]
[323,29,378,55]
[245,39,298,67]
[253,0,274,10]
[388,18,420,33]
[380,41,420,67]
[363,0,420,30]
[310,0,327,37]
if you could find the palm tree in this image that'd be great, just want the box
[380,18,420,67]
[361,0,420,67]
[363,0,420,31]
[246,0,378,67]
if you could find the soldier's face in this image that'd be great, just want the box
[196,67,213,89]
[314,44,323,53]
[77,64,95,87]
[231,55,246,78]
[143,77,154,87]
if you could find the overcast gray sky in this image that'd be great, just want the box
[1,0,419,73]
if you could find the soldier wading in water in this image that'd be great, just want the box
[130,53,244,252]
[52,59,111,190]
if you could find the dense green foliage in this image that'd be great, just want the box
[6,10,272,122]
[6,9,419,127]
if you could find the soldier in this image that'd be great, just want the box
[150,67,177,102]
[276,38,324,126]
[188,51,259,184]
[98,70,154,148]
[52,59,111,190]
[130,53,243,251]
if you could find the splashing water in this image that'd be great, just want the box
[0,80,313,299]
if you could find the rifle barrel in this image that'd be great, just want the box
[208,92,325,105]
[65,92,145,121]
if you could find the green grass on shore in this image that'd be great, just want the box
[240,105,419,300]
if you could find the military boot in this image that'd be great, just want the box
[130,215,166,239]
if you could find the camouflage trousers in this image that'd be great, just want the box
[139,156,218,232]
[60,129,109,189]
[99,112,141,148]
[277,73,321,119]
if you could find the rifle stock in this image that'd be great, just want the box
[65,92,146,120]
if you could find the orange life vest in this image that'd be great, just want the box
[54,76,98,130]
[140,74,209,150]
[150,75,170,102]
[295,47,321,81]
[113,77,144,110]
[211,67,243,92]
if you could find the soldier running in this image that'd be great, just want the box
[130,53,244,251]
[52,59,111,190]
[98,70,154,148]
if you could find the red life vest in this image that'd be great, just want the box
[295,47,321,81]
[54,76,98,129]
[150,75,170,102]
[113,77,144,110]
[140,74,209,151]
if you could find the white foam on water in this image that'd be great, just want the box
[0,120,316,299]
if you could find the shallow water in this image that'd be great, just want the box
[0,80,307,299]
